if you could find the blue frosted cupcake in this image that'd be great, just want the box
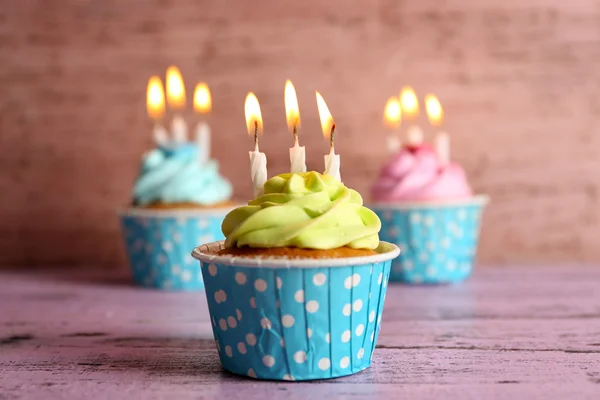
[370,144,488,284]
[192,172,400,380]
[120,143,235,291]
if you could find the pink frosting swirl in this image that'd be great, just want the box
[371,144,472,202]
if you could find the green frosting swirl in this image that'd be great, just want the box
[222,172,381,250]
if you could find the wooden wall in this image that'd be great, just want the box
[1,0,600,267]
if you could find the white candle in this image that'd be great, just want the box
[153,124,170,148]
[195,121,211,164]
[436,131,450,165]
[171,115,187,144]
[324,147,341,182]
[386,136,402,153]
[289,137,306,173]
[249,146,267,197]
[406,125,424,147]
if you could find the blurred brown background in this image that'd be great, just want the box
[1,0,599,267]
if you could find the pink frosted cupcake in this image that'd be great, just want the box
[370,142,488,284]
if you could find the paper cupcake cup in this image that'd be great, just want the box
[370,195,488,284]
[192,241,400,381]
[119,207,235,291]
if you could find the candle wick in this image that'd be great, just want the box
[293,121,299,146]
[254,120,259,152]
[329,123,336,153]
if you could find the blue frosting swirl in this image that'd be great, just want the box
[133,144,232,206]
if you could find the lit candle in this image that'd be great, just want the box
[244,93,267,197]
[383,96,402,153]
[285,80,306,173]
[425,94,449,165]
[194,82,212,164]
[146,76,169,147]
[400,86,423,147]
[316,91,341,182]
[166,66,187,144]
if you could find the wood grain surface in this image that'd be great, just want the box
[1,266,599,399]
[1,0,600,267]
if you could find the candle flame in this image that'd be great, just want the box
[284,80,300,132]
[383,97,402,128]
[425,94,444,126]
[315,91,334,139]
[244,92,263,135]
[166,65,186,109]
[400,86,419,119]
[146,76,165,121]
[193,82,212,114]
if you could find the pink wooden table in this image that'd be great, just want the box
[1,266,599,399]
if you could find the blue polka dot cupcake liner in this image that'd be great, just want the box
[192,241,400,381]
[371,195,488,284]
[119,207,235,291]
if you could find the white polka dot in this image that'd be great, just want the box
[387,227,399,237]
[276,277,283,289]
[382,210,392,221]
[306,300,319,313]
[404,260,414,271]
[171,265,181,275]
[377,315,382,323]
[294,290,305,303]
[219,319,227,331]
[357,348,365,359]
[426,241,435,251]
[307,328,312,338]
[237,342,247,354]
[341,330,351,343]
[344,273,361,289]
[282,314,295,328]
[255,279,267,292]
[340,356,350,369]
[248,368,257,378]
[370,332,375,342]
[211,316,216,327]
[419,253,429,262]
[157,254,167,265]
[214,290,227,304]
[447,260,457,271]
[369,310,376,322]
[458,209,467,220]
[424,215,434,226]
[181,270,192,282]
[250,297,256,308]
[411,213,422,224]
[235,272,247,285]
[355,324,365,336]
[412,274,424,283]
[318,358,331,370]
[441,237,451,249]
[313,273,326,286]
[262,355,275,368]
[353,299,363,312]
[280,338,285,347]
[426,267,437,277]
[227,316,238,328]
[293,351,307,364]
[236,309,242,320]
[342,304,351,316]
[207,264,217,276]
[282,374,294,381]
[378,273,383,285]
[225,345,233,357]
[260,317,272,329]
[162,241,173,251]
[325,333,331,343]
[246,333,257,346]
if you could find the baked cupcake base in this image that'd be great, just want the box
[192,240,400,381]
[370,195,488,284]
[119,206,236,291]
[217,246,378,259]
